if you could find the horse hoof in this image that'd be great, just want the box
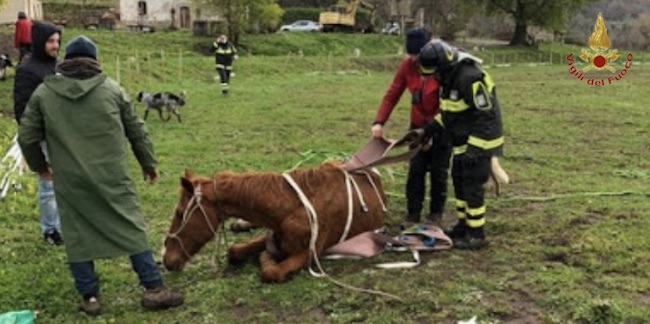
[260,272,285,284]
[230,219,258,232]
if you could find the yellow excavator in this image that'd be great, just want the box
[319,0,376,33]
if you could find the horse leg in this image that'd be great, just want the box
[228,233,267,265]
[259,250,309,283]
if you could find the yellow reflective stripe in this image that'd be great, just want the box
[216,48,233,54]
[456,200,467,219]
[434,114,443,126]
[441,99,469,112]
[420,66,435,74]
[453,145,467,155]
[466,217,485,228]
[467,136,504,150]
[466,205,486,227]
[216,64,225,68]
[481,70,495,92]
[467,206,486,217]
[472,81,493,110]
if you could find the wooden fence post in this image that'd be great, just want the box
[116,55,120,83]
[179,49,183,81]
[161,50,166,83]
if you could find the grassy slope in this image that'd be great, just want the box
[1,30,650,323]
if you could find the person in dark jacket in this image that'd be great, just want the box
[13,21,63,246]
[212,34,238,94]
[372,28,452,228]
[14,11,32,63]
[416,39,504,250]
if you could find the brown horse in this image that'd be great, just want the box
[162,162,387,283]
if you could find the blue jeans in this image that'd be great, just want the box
[38,177,60,234]
[69,250,164,299]
[38,141,60,234]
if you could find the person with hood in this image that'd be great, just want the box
[212,34,238,95]
[14,11,32,63]
[371,28,452,228]
[17,35,184,316]
[13,21,63,246]
[414,39,505,250]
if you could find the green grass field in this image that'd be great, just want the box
[1,29,650,323]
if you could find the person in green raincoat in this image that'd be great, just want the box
[17,35,184,316]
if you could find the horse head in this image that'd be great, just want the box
[162,169,224,271]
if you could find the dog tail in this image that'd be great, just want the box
[489,156,509,196]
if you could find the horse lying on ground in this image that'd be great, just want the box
[162,162,386,283]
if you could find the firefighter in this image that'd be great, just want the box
[416,39,504,250]
[212,34,238,95]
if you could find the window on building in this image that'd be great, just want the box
[138,1,147,16]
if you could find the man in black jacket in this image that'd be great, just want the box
[13,21,63,245]
[416,40,505,250]
[212,34,238,95]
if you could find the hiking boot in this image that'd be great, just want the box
[141,286,184,310]
[453,227,488,250]
[453,236,489,250]
[44,230,64,245]
[444,221,468,240]
[424,212,443,227]
[79,296,100,316]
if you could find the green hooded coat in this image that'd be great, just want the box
[18,72,156,262]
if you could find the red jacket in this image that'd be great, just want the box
[374,57,440,127]
[15,18,32,48]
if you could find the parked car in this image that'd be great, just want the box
[279,20,322,32]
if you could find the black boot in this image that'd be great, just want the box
[444,219,468,239]
[454,226,488,250]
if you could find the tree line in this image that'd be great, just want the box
[194,0,649,49]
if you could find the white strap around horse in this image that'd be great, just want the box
[282,171,402,300]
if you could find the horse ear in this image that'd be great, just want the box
[181,169,194,193]
[180,176,193,194]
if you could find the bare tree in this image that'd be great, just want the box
[196,0,282,42]
[417,0,479,41]
[484,0,598,46]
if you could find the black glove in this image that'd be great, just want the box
[423,121,443,139]
[404,128,426,144]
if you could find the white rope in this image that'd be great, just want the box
[360,170,387,212]
[282,171,403,301]
[281,173,327,278]
[339,170,354,243]
[166,182,223,266]
[347,171,368,212]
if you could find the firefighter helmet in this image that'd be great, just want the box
[418,39,458,74]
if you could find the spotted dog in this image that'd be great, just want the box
[136,91,186,123]
[0,54,13,81]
